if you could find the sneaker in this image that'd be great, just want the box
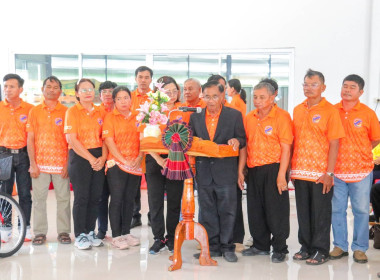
[149,239,166,254]
[24,227,32,242]
[122,234,140,247]
[0,227,12,243]
[242,246,270,256]
[166,239,174,253]
[272,252,286,263]
[74,233,92,250]
[87,231,104,247]
[112,236,129,250]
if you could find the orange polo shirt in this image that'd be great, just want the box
[103,109,142,175]
[291,98,345,181]
[245,105,293,168]
[334,101,380,182]
[131,88,151,113]
[0,99,34,149]
[64,103,105,149]
[26,102,68,174]
[206,106,222,141]
[99,102,113,113]
[229,94,247,117]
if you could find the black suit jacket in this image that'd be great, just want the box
[189,106,246,186]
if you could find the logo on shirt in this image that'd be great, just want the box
[312,114,321,123]
[55,118,63,126]
[97,118,103,126]
[103,130,109,135]
[354,118,362,127]
[19,115,27,123]
[264,126,273,135]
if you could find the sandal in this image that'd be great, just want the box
[32,234,46,246]
[306,251,329,265]
[293,250,310,260]
[57,233,72,244]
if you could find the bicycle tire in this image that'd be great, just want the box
[0,192,26,258]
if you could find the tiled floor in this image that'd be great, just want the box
[0,189,379,280]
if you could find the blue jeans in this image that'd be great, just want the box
[332,173,372,252]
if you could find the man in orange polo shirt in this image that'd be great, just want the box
[0,73,34,242]
[27,76,71,245]
[189,80,246,263]
[291,69,345,265]
[130,66,153,228]
[97,80,117,239]
[239,82,293,263]
[329,74,380,263]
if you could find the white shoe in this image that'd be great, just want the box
[112,236,129,250]
[122,234,140,247]
[0,227,12,243]
[87,231,103,247]
[74,233,92,250]
[24,227,32,242]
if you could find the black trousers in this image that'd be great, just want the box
[198,180,237,253]
[132,187,141,219]
[294,179,333,256]
[247,164,289,253]
[107,165,141,237]
[145,155,183,241]
[371,183,380,222]
[97,176,110,233]
[233,187,245,244]
[69,148,105,237]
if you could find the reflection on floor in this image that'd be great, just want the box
[0,190,379,280]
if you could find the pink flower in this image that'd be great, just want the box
[155,82,164,91]
[161,104,168,112]
[137,101,150,114]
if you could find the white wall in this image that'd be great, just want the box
[1,0,379,114]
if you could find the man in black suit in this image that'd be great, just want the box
[189,80,246,262]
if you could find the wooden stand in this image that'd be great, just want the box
[168,178,217,271]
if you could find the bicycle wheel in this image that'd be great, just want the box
[0,192,26,258]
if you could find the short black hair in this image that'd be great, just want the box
[202,80,224,93]
[260,78,278,92]
[43,76,62,89]
[304,69,325,84]
[343,74,365,90]
[207,74,226,85]
[99,81,117,95]
[112,86,131,101]
[135,66,153,78]
[3,73,24,87]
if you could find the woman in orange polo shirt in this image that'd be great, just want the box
[227,79,247,117]
[146,76,184,254]
[102,86,143,249]
[64,78,107,250]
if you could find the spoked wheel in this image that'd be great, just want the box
[0,192,26,258]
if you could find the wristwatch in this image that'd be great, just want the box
[326,172,334,177]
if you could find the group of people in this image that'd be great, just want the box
[0,66,378,267]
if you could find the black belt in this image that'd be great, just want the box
[0,146,27,154]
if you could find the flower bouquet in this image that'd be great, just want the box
[136,83,170,137]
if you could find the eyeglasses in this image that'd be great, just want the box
[115,96,130,102]
[302,83,320,89]
[101,89,113,95]
[166,90,178,96]
[79,88,95,93]
[203,95,220,101]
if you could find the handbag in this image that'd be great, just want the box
[0,153,13,181]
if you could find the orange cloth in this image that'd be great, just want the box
[131,88,151,113]
[229,94,247,117]
[291,98,345,181]
[64,103,105,149]
[205,106,222,141]
[103,109,142,175]
[99,102,113,113]
[0,99,34,149]
[26,102,68,174]
[334,101,380,182]
[245,105,293,168]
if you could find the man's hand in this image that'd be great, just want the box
[29,164,40,178]
[316,173,334,194]
[238,171,245,190]
[227,138,240,151]
[276,174,288,195]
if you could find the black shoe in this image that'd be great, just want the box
[96,230,106,240]
[223,251,238,262]
[130,217,142,229]
[166,239,174,253]
[193,251,222,259]
[272,252,286,263]
[242,247,270,256]
[149,239,166,255]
